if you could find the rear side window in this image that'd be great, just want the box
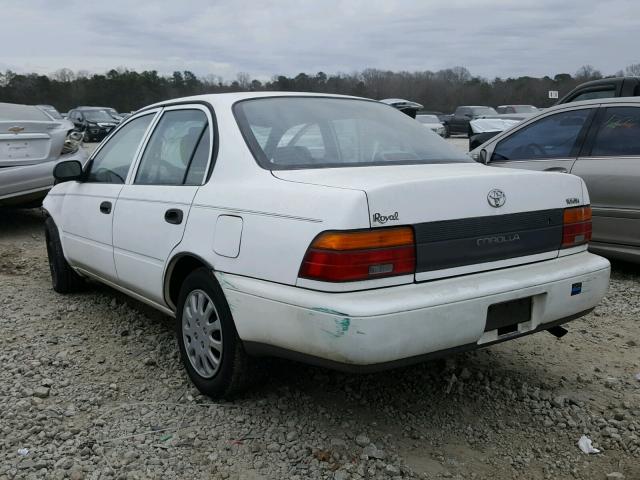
[492,109,592,161]
[135,109,210,185]
[591,107,640,156]
[86,114,154,184]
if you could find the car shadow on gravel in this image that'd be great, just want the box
[0,207,45,238]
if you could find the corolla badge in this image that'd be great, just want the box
[372,212,399,224]
[487,189,506,208]
[8,126,25,134]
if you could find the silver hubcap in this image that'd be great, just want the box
[182,289,223,379]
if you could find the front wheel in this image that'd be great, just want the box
[44,217,84,293]
[176,268,254,399]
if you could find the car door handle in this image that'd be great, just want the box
[164,208,184,225]
[99,201,112,214]
[544,167,568,173]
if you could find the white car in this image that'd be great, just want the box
[416,114,446,136]
[43,92,610,398]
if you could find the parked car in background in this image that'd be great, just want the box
[442,106,498,137]
[496,105,539,114]
[67,107,118,142]
[0,102,87,207]
[468,113,534,150]
[557,77,640,104]
[470,97,640,262]
[379,98,423,118]
[43,92,609,398]
[416,114,446,136]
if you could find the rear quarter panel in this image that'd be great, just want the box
[178,174,369,286]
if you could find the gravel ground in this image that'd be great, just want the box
[1,141,639,480]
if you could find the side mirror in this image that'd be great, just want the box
[479,149,488,164]
[53,160,83,184]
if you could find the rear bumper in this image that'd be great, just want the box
[0,149,87,205]
[217,252,610,369]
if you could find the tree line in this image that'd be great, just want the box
[1,64,638,114]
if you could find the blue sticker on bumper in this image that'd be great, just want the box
[571,282,582,296]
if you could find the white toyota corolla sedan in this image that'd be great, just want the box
[43,92,610,398]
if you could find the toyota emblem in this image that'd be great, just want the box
[487,189,506,208]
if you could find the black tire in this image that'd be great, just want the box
[44,217,84,293]
[176,267,254,399]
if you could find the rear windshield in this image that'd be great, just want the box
[512,105,538,113]
[471,107,498,116]
[84,110,115,122]
[234,97,469,170]
[37,105,63,119]
[417,115,440,123]
[0,102,51,121]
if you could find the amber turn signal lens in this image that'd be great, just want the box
[563,206,591,224]
[310,227,414,251]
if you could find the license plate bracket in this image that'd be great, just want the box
[485,297,532,333]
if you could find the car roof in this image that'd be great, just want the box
[141,91,367,111]
[541,96,640,112]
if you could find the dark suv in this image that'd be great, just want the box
[557,77,640,104]
[67,107,118,142]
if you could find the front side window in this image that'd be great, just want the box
[135,109,210,185]
[234,97,469,169]
[591,107,640,156]
[492,109,592,161]
[86,114,154,183]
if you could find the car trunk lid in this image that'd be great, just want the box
[0,120,60,166]
[274,163,585,281]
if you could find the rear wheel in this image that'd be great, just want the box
[44,217,84,293]
[176,268,254,398]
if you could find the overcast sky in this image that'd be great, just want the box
[1,0,637,80]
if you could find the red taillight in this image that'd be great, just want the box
[300,227,416,282]
[562,206,592,248]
